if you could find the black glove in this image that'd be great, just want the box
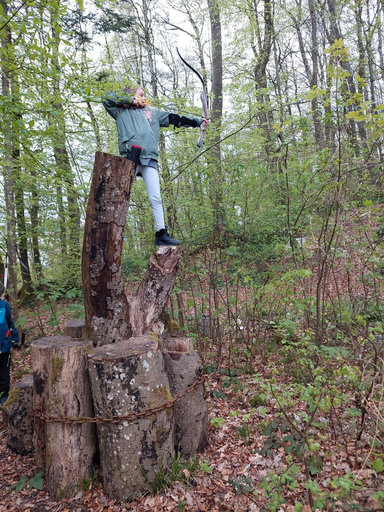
[169,113,199,128]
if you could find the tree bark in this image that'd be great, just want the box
[308,0,325,147]
[163,338,208,456]
[82,152,183,345]
[64,319,86,339]
[207,0,224,233]
[2,374,34,455]
[32,336,96,499]
[129,246,183,336]
[87,335,174,501]
[1,0,19,316]
[82,152,135,344]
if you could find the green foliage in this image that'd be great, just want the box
[199,460,212,474]
[10,472,44,493]
[230,475,254,495]
[9,476,27,493]
[15,367,32,379]
[28,472,44,491]
[142,455,200,494]
[210,417,225,427]
[79,466,100,491]
[372,458,384,473]
[121,251,150,282]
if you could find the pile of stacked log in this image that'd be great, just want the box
[2,153,208,501]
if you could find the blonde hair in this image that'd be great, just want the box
[123,85,143,95]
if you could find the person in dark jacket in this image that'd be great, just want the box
[103,85,209,246]
[0,283,19,406]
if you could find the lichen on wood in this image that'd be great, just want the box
[88,336,175,501]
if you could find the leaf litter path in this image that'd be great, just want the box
[1,349,383,512]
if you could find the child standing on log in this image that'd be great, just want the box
[0,283,19,406]
[103,85,209,246]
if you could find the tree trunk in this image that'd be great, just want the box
[87,335,174,501]
[82,152,135,344]
[82,152,183,345]
[64,319,86,339]
[32,336,96,498]
[308,0,325,147]
[163,337,208,456]
[30,169,42,276]
[207,0,224,233]
[1,0,19,316]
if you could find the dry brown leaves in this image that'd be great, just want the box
[1,362,383,512]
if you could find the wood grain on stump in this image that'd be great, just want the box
[88,335,174,501]
[64,319,86,339]
[129,246,183,336]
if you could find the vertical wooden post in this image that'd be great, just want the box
[81,152,184,344]
[81,152,135,345]
[32,336,96,498]
[163,338,208,456]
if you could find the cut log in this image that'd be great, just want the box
[32,336,96,499]
[129,246,183,336]
[2,374,34,455]
[163,338,208,457]
[64,319,86,339]
[81,152,183,346]
[82,152,135,345]
[88,336,174,501]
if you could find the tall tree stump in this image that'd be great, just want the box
[88,336,174,501]
[32,336,96,499]
[82,152,135,344]
[81,152,183,346]
[2,374,34,455]
[163,338,208,456]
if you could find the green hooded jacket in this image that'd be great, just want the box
[103,92,202,160]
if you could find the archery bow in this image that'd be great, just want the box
[176,47,209,148]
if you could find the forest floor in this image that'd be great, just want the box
[1,206,384,511]
[0,321,383,512]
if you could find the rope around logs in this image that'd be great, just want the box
[33,377,206,425]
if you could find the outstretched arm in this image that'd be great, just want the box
[168,113,209,129]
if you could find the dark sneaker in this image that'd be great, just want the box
[155,228,180,246]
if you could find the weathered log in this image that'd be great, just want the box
[82,152,135,345]
[64,319,86,339]
[2,374,34,455]
[88,335,174,501]
[32,336,96,499]
[81,152,183,346]
[163,338,208,457]
[129,246,183,336]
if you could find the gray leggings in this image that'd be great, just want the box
[137,165,165,231]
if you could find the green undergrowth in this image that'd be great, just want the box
[207,333,384,511]
[141,454,207,496]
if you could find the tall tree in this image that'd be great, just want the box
[207,0,224,233]
[0,0,19,317]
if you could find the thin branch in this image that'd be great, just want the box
[0,0,30,33]
[169,112,259,182]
